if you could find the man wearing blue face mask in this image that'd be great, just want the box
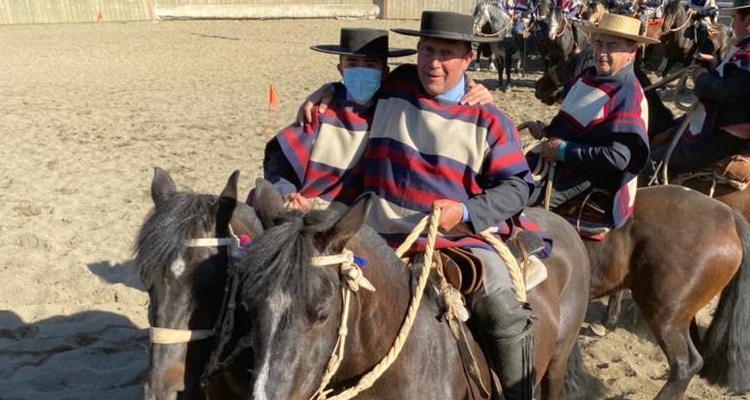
[259,28,416,211]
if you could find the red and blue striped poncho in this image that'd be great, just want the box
[546,64,650,228]
[272,84,369,207]
[362,64,548,255]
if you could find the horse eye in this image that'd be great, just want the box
[307,305,330,325]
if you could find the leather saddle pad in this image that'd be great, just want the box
[440,247,485,295]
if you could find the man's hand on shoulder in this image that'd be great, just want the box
[296,83,335,126]
[461,79,495,106]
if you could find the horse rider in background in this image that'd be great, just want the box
[643,0,750,182]
[555,0,586,52]
[638,0,666,31]
[609,0,638,16]
[511,0,539,34]
[687,0,719,56]
[556,0,585,18]
[525,13,657,233]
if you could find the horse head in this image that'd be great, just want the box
[473,0,512,37]
[534,45,593,104]
[240,181,427,399]
[138,167,261,400]
[547,6,565,41]
[661,0,683,34]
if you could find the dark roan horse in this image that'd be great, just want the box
[531,6,587,71]
[473,0,525,90]
[237,180,594,400]
[658,0,732,77]
[533,56,750,399]
[137,167,261,400]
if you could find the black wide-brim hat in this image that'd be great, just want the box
[311,28,416,58]
[722,0,750,10]
[392,11,501,44]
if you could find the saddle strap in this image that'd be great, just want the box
[447,316,491,399]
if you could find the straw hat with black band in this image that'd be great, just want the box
[392,11,501,43]
[578,13,661,45]
[311,28,416,58]
[721,0,750,10]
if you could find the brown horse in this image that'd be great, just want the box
[534,60,750,398]
[137,168,261,400]
[237,180,596,400]
[587,185,750,400]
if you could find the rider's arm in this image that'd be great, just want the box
[464,174,531,233]
[557,135,635,172]
[694,66,750,103]
[263,138,301,197]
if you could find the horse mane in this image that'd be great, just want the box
[238,207,411,313]
[135,191,218,285]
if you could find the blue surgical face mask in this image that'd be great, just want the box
[342,67,382,105]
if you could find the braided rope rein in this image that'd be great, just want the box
[309,209,441,400]
[310,207,528,399]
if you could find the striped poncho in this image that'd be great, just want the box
[362,64,546,254]
[267,83,369,208]
[544,63,650,228]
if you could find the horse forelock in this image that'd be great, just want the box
[136,191,218,286]
[239,210,340,314]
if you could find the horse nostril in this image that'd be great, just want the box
[144,364,185,400]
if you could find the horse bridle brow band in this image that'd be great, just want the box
[149,229,241,345]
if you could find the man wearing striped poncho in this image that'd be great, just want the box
[526,13,654,231]
[364,11,539,400]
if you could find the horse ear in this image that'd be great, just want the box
[216,171,240,237]
[220,170,240,201]
[252,179,286,229]
[151,167,176,206]
[318,192,373,251]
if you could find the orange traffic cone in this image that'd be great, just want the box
[95,11,103,22]
[268,82,278,111]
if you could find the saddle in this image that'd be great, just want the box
[555,189,613,240]
[439,230,548,295]
[674,151,750,191]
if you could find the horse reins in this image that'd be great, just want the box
[667,8,695,33]
[308,211,442,400]
[309,207,526,399]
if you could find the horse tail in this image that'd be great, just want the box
[699,210,750,394]
[560,341,604,400]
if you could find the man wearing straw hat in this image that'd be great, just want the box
[260,28,415,211]
[525,13,655,233]
[645,0,750,180]
[363,11,541,400]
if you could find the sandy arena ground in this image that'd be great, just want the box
[0,17,746,400]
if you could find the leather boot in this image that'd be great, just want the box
[473,288,535,400]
